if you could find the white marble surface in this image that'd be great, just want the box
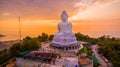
[55,57,78,67]
[52,11,77,46]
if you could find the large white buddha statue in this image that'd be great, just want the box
[52,11,77,46]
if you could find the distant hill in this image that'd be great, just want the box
[0,34,5,38]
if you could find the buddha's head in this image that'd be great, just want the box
[61,10,68,22]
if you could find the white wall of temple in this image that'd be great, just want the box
[16,58,63,67]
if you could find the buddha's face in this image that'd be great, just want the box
[61,11,68,22]
[61,17,67,22]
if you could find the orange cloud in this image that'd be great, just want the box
[69,0,120,21]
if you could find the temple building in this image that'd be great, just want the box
[15,11,93,67]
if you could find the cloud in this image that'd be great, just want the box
[74,0,114,11]
[69,0,118,21]
[0,0,79,19]
[2,12,10,16]
[0,0,119,21]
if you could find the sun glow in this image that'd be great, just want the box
[0,0,120,41]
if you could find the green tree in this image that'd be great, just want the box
[23,38,40,51]
[38,33,48,42]
[0,49,8,59]
[98,35,106,41]
[0,49,9,64]
[9,43,22,57]
[48,35,54,41]
[9,36,40,57]
[98,38,120,67]
[23,36,31,41]
[75,32,97,44]
[77,47,88,55]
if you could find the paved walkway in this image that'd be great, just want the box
[92,45,107,67]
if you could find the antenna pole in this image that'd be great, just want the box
[19,16,21,41]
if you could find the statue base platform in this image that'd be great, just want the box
[50,42,81,50]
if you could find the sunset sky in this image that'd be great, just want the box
[0,0,120,41]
